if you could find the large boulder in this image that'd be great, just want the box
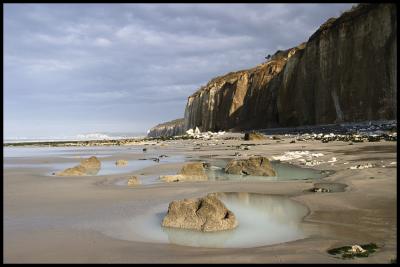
[244,132,266,141]
[56,156,101,176]
[160,162,208,182]
[179,162,207,176]
[225,156,276,176]
[162,193,238,232]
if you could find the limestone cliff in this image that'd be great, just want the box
[184,3,397,131]
[147,118,185,138]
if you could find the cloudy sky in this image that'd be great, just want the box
[4,3,353,139]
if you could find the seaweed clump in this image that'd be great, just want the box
[327,243,378,259]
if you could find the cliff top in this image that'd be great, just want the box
[308,3,385,41]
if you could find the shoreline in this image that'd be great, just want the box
[4,119,397,148]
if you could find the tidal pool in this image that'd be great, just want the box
[205,160,331,181]
[112,159,330,186]
[4,153,186,177]
[95,192,309,248]
[49,155,186,176]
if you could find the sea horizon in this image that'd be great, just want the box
[3,132,148,144]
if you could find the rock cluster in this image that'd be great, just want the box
[56,156,101,176]
[225,157,276,176]
[161,193,238,232]
[185,127,226,140]
[316,132,397,143]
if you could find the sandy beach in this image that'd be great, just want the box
[3,134,397,263]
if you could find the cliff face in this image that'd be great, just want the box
[184,3,397,131]
[184,44,305,131]
[147,118,185,138]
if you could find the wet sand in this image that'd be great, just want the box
[3,135,397,263]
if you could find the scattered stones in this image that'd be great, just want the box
[161,193,238,232]
[272,151,324,166]
[350,163,374,169]
[115,159,128,167]
[56,156,101,176]
[225,156,276,176]
[127,176,140,186]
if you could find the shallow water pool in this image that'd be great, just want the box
[95,192,308,248]
[205,160,330,181]
[4,155,186,177]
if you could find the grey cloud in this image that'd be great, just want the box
[4,3,353,138]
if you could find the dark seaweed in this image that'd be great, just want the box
[327,243,378,259]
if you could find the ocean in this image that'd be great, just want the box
[4,132,147,144]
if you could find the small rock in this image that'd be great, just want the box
[128,176,140,186]
[350,245,366,254]
[115,159,128,167]
[244,132,266,141]
[312,187,330,193]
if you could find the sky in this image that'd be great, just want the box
[4,3,354,139]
